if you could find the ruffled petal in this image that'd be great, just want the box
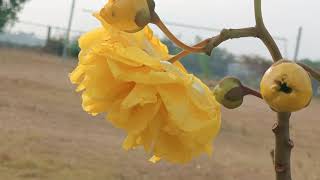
[69,12,222,164]
[121,84,158,109]
[157,84,213,132]
[108,99,161,134]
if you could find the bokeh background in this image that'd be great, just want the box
[0,0,320,179]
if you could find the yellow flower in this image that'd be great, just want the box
[100,0,154,33]
[69,15,221,163]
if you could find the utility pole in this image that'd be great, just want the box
[62,0,76,58]
[293,26,303,62]
[46,26,52,47]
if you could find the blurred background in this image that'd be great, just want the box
[1,0,320,180]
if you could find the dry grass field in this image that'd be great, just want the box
[0,47,320,180]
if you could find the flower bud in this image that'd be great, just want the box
[213,77,244,109]
[260,60,313,112]
[100,0,155,33]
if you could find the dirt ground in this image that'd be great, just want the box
[0,48,319,180]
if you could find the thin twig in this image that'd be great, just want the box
[241,85,263,99]
[224,83,262,101]
[205,27,258,55]
[298,62,320,81]
[169,27,258,63]
[168,38,211,63]
[270,149,275,165]
[151,13,205,53]
[254,0,283,61]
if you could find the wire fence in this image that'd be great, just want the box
[0,18,290,58]
[0,20,84,56]
[1,20,85,56]
[0,19,319,94]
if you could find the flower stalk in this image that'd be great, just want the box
[151,13,206,53]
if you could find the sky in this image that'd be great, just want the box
[15,0,320,60]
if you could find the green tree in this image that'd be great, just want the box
[0,0,29,32]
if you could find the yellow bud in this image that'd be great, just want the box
[260,60,313,112]
[100,0,154,33]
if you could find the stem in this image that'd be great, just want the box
[225,83,262,101]
[254,0,283,61]
[169,38,211,63]
[298,62,320,81]
[205,27,258,55]
[241,85,263,99]
[151,13,205,53]
[169,27,258,63]
[273,113,293,180]
[254,1,292,180]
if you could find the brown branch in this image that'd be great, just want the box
[298,62,320,81]
[151,13,205,53]
[254,0,283,61]
[241,85,263,99]
[205,27,258,55]
[254,1,292,180]
[168,27,258,63]
[224,83,262,101]
[273,113,293,180]
[270,149,275,165]
[168,38,211,63]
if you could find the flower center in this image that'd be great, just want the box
[278,82,292,94]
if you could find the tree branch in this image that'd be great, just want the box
[254,0,283,61]
[168,38,211,63]
[273,113,293,180]
[205,27,258,55]
[254,1,292,180]
[168,27,258,63]
[298,62,320,81]
[151,13,205,53]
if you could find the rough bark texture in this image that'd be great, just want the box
[273,112,293,180]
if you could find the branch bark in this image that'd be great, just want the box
[169,38,211,63]
[298,62,320,81]
[205,27,258,55]
[254,0,283,62]
[254,1,292,180]
[152,13,205,53]
[273,113,293,180]
[169,27,258,63]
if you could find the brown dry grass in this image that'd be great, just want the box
[0,48,320,180]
